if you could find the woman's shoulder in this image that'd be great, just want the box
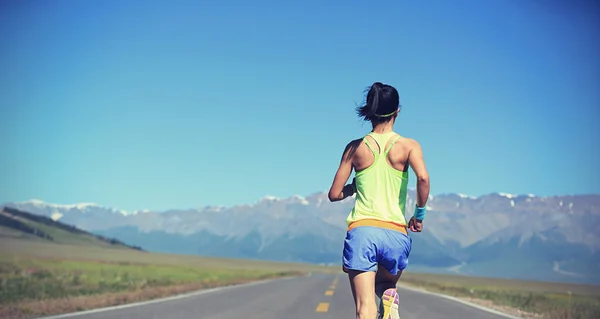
[342,138,364,158]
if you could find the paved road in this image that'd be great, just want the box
[40,273,519,319]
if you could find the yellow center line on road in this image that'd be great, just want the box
[316,302,330,312]
[315,275,339,313]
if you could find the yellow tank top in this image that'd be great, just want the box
[346,131,409,231]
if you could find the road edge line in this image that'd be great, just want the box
[397,284,523,319]
[36,274,307,319]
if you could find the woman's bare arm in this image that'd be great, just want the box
[328,140,360,202]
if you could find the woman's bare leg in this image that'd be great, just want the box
[375,267,403,318]
[348,269,378,319]
[375,267,402,299]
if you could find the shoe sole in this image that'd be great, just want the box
[381,288,400,319]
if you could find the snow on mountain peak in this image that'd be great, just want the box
[27,199,46,205]
[255,194,310,206]
[290,195,309,205]
[202,206,226,212]
[117,210,130,216]
[131,209,151,215]
[254,196,280,205]
[498,193,516,199]
[50,212,63,221]
[23,199,99,210]
[261,195,279,201]
[457,193,476,199]
[15,199,131,216]
[495,193,537,199]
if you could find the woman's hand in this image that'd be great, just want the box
[408,216,423,232]
[342,180,355,199]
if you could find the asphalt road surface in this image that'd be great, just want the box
[40,273,520,319]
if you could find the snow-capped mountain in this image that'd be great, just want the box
[4,190,600,284]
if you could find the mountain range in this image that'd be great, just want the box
[3,190,599,285]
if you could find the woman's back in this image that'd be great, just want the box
[348,130,416,227]
[352,131,412,173]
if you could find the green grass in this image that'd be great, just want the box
[16,220,113,247]
[0,255,296,303]
[400,272,600,297]
[0,238,334,319]
[400,272,600,319]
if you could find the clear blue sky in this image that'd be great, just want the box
[1,0,599,211]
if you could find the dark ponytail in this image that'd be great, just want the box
[356,82,400,123]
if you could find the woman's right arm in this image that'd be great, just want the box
[328,139,360,202]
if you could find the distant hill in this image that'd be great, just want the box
[0,207,143,251]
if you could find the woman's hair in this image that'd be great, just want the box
[356,82,400,124]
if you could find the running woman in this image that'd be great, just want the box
[328,82,430,319]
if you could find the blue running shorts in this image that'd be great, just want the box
[342,226,412,275]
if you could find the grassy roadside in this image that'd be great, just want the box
[398,275,600,319]
[0,238,332,319]
[0,254,306,319]
[0,254,303,319]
